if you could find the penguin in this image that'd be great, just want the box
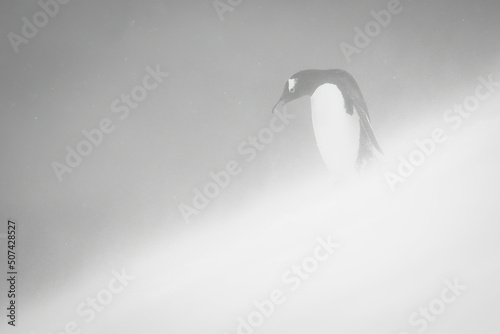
[272,69,383,180]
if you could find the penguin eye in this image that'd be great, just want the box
[288,78,298,93]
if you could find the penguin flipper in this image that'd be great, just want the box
[356,124,377,169]
[344,74,384,155]
[355,105,384,155]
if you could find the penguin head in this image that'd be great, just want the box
[272,70,330,113]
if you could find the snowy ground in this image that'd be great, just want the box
[9,102,500,334]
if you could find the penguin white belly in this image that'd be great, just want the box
[310,84,360,181]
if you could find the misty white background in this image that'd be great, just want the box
[1,0,500,333]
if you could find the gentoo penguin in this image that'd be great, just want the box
[272,69,383,180]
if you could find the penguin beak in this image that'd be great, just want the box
[357,107,384,154]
